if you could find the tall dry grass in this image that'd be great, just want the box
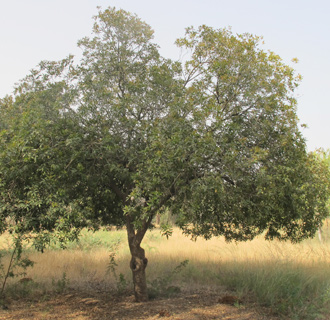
[1,223,330,319]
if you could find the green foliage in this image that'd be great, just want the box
[116,273,128,295]
[51,272,69,293]
[0,235,34,300]
[1,5,328,246]
[47,229,126,252]
[171,26,330,242]
[1,5,330,301]
[0,278,42,305]
[216,261,330,320]
[106,239,129,294]
[107,242,120,275]
[313,149,330,212]
[160,224,173,239]
[148,260,189,299]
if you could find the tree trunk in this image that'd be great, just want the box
[126,216,151,302]
[129,244,149,302]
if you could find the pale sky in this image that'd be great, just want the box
[0,0,329,151]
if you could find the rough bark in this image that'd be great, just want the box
[126,215,151,302]
[129,244,149,302]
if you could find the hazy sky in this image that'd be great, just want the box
[1,0,329,151]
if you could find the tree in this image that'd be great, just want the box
[0,7,329,302]
[311,149,330,242]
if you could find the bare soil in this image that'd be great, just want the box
[0,290,279,320]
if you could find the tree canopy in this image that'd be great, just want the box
[0,7,329,301]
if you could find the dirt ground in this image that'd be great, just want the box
[0,290,279,320]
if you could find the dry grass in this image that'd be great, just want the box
[1,222,330,319]
[1,225,330,286]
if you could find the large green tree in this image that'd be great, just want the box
[0,7,329,301]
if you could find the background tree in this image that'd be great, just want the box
[0,7,329,302]
[311,149,330,242]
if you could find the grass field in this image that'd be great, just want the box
[1,222,330,319]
